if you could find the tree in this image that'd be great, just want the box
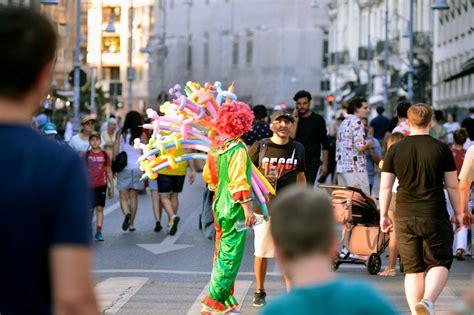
[80,81,111,121]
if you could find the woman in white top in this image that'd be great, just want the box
[101,117,117,159]
[68,115,95,155]
[113,111,147,232]
[443,113,461,145]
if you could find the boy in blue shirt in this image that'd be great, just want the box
[263,186,398,315]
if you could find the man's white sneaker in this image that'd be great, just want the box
[415,299,435,315]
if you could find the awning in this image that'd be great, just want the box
[444,58,474,82]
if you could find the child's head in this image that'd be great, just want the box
[386,132,404,150]
[89,131,101,149]
[454,128,468,146]
[270,186,335,267]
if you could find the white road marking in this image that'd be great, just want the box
[94,277,148,313]
[93,269,284,276]
[186,280,252,315]
[137,209,196,254]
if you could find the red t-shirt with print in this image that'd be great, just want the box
[84,150,110,187]
[450,146,466,175]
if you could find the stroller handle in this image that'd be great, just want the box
[318,184,365,194]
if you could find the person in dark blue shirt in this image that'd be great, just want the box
[0,7,98,315]
[369,106,390,143]
[242,104,272,146]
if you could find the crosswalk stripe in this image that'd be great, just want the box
[186,280,252,315]
[95,277,148,313]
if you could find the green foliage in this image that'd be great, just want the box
[80,81,111,120]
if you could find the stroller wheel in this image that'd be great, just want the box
[366,253,381,275]
[332,261,340,271]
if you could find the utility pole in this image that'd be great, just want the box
[383,0,389,109]
[407,0,414,103]
[367,0,372,98]
[127,1,134,111]
[73,0,81,134]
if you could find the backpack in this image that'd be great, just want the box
[256,138,305,168]
[85,150,108,167]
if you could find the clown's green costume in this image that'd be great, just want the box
[201,136,252,313]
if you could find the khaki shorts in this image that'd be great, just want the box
[389,193,397,212]
[253,214,275,258]
[336,171,370,195]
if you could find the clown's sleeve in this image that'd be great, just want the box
[202,158,213,187]
[227,147,251,204]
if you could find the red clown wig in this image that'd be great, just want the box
[214,101,254,138]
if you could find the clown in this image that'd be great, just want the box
[201,101,257,313]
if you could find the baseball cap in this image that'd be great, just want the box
[35,114,49,128]
[89,131,100,140]
[271,110,294,123]
[80,115,96,125]
[42,122,57,135]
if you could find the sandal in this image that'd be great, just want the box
[378,268,396,277]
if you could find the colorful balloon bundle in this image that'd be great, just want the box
[136,81,275,217]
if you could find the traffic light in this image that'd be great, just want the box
[326,95,335,106]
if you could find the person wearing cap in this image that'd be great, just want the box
[69,115,96,155]
[242,104,272,146]
[248,110,306,307]
[290,90,329,186]
[42,122,58,140]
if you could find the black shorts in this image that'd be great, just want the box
[91,185,107,208]
[157,175,185,194]
[396,216,453,274]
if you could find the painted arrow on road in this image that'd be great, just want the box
[137,216,195,255]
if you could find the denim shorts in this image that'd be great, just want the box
[396,216,453,273]
[148,178,158,190]
[116,168,144,191]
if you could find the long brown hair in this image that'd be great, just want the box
[121,111,143,145]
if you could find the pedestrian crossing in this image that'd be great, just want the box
[93,270,465,314]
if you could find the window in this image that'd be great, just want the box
[102,36,120,53]
[232,36,239,67]
[203,33,209,67]
[246,31,253,64]
[103,67,120,81]
[187,35,192,72]
[322,39,329,67]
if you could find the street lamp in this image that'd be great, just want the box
[432,0,449,10]
[40,0,59,4]
[127,1,135,111]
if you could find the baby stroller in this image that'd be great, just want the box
[319,184,389,275]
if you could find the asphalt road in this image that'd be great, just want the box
[91,176,473,314]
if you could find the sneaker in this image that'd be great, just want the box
[253,290,266,307]
[415,299,434,315]
[122,213,131,231]
[154,221,162,232]
[94,232,104,241]
[169,216,180,236]
[129,226,136,232]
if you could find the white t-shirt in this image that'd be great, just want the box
[69,134,90,155]
[443,122,460,144]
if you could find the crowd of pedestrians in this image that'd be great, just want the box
[1,6,473,315]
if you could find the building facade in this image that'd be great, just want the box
[432,1,474,114]
[147,0,329,109]
[325,0,434,115]
[87,0,154,113]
